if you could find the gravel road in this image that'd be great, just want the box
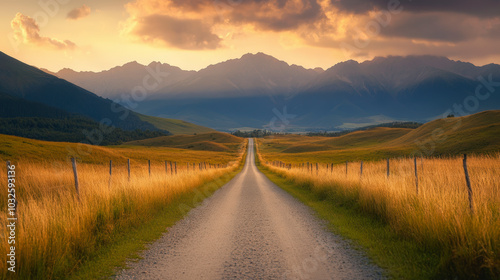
[114,139,385,279]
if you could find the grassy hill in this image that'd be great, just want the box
[387,110,500,154]
[0,133,242,165]
[258,110,500,163]
[283,127,412,153]
[123,132,243,152]
[137,114,214,135]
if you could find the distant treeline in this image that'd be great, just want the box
[0,117,168,145]
[306,122,422,137]
[232,129,278,138]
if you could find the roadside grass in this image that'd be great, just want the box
[0,136,246,279]
[255,148,500,279]
[259,165,439,280]
[257,162,439,279]
[69,156,245,280]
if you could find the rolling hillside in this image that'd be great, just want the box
[124,132,244,152]
[258,110,500,163]
[283,127,412,153]
[0,133,241,164]
[137,114,215,135]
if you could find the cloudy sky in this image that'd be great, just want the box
[2,0,500,72]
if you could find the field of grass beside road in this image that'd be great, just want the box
[0,134,246,279]
[256,141,500,279]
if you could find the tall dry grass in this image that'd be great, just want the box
[259,151,500,278]
[0,155,243,279]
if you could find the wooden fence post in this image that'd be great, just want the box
[316,163,319,175]
[463,154,474,214]
[165,161,168,175]
[170,161,173,174]
[174,162,177,175]
[148,160,151,177]
[345,161,348,176]
[108,160,112,188]
[387,158,390,177]
[128,159,131,181]
[71,158,80,201]
[360,161,363,177]
[330,163,333,173]
[414,157,418,194]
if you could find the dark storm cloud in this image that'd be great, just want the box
[380,13,483,42]
[133,15,222,50]
[231,0,323,31]
[331,0,500,17]
[172,0,324,31]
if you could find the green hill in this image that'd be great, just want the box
[137,114,214,135]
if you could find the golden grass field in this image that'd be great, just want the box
[257,141,500,278]
[0,133,246,279]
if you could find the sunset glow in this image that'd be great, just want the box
[2,0,500,72]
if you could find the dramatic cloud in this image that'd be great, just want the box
[133,15,222,49]
[11,13,77,50]
[67,5,91,20]
[381,13,487,42]
[123,0,326,50]
[120,0,500,63]
[169,0,324,31]
[331,0,500,17]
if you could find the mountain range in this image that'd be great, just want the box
[51,53,500,131]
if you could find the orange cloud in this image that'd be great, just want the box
[67,5,91,20]
[133,15,222,49]
[11,13,77,50]
[120,0,500,63]
[122,0,329,50]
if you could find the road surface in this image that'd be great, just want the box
[114,139,384,279]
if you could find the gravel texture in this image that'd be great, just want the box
[114,139,385,280]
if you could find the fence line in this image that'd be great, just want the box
[267,154,477,213]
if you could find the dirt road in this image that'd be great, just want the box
[114,139,384,279]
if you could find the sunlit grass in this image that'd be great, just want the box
[0,140,245,279]
[258,145,500,279]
